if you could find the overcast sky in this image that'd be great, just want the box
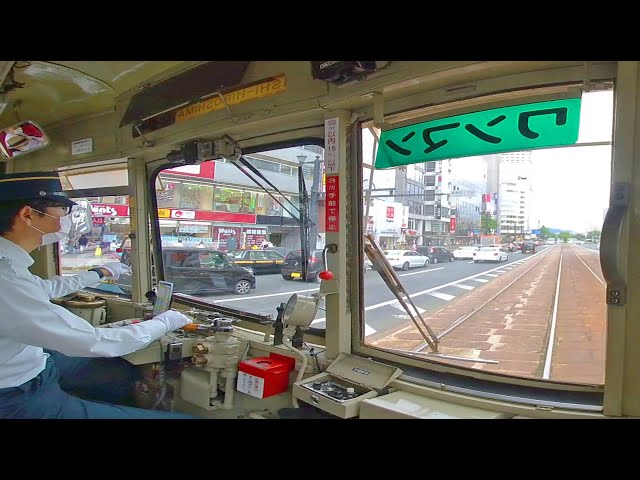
[529,90,613,233]
[363,90,614,234]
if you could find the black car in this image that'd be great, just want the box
[416,246,454,264]
[118,247,255,295]
[522,242,536,254]
[226,249,286,274]
[281,249,325,282]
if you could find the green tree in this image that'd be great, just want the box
[481,214,498,234]
[575,233,586,241]
[558,231,571,243]
[539,225,551,239]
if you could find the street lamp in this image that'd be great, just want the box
[297,153,323,250]
[309,155,322,249]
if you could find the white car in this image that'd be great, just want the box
[453,246,479,260]
[473,246,508,263]
[383,250,430,270]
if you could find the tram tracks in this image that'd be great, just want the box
[406,244,606,383]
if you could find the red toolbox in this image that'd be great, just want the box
[237,356,292,399]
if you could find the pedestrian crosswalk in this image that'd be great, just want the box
[311,257,535,336]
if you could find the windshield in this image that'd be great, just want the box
[360,89,612,386]
[152,144,326,325]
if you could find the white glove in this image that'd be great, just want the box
[99,262,132,280]
[153,309,193,332]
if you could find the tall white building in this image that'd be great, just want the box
[497,152,533,237]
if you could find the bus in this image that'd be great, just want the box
[0,60,635,420]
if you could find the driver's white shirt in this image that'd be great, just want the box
[0,236,168,388]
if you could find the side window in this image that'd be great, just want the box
[252,251,269,260]
[58,193,132,296]
[266,251,283,260]
[201,252,228,269]
[168,253,187,267]
[182,253,201,267]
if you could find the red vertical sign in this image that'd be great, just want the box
[325,175,340,232]
[386,206,395,218]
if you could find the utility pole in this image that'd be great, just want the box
[309,154,322,250]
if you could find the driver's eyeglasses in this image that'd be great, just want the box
[32,205,73,216]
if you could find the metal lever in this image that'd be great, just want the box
[322,243,338,271]
[600,182,630,306]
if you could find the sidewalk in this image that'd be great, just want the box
[60,250,121,271]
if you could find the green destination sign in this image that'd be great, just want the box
[375,98,581,168]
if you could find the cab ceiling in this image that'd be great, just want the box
[0,61,193,129]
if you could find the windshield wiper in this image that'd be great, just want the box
[229,155,313,279]
[231,156,302,219]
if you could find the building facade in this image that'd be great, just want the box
[73,145,324,253]
[496,151,533,238]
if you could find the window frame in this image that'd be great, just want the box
[352,81,618,405]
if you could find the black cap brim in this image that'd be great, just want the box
[43,195,77,207]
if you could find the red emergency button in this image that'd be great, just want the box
[318,270,334,281]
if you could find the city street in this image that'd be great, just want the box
[62,243,601,340]
[194,245,557,334]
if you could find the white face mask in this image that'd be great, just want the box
[29,209,73,246]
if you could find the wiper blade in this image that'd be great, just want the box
[298,166,310,280]
[229,154,311,279]
[230,155,302,220]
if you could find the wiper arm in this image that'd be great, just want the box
[298,165,310,280]
[230,155,302,220]
[227,150,312,279]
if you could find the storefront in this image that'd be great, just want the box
[88,202,280,252]
[85,202,131,252]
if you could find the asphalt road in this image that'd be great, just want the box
[194,245,567,336]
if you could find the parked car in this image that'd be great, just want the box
[226,249,285,274]
[499,243,518,252]
[452,246,479,260]
[379,250,430,271]
[118,247,256,295]
[521,242,536,254]
[281,249,325,282]
[473,246,509,263]
[416,246,454,264]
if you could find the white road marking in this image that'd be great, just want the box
[214,287,319,303]
[310,316,376,336]
[452,284,475,290]
[391,303,426,314]
[398,267,444,277]
[428,292,456,301]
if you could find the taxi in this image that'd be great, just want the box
[226,248,286,274]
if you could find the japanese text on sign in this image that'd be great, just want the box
[324,118,340,174]
[375,98,581,168]
[325,175,340,232]
[175,75,287,123]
